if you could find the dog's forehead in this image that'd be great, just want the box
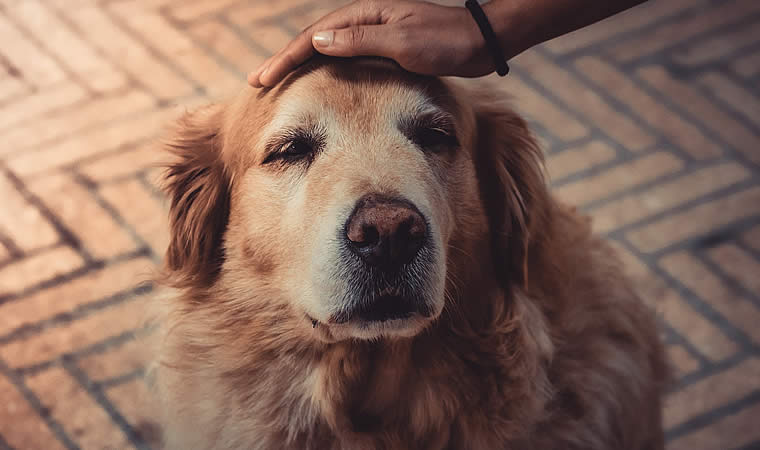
[260,58,454,125]
[292,65,443,119]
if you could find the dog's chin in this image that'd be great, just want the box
[329,314,434,341]
[318,312,437,341]
[308,296,443,342]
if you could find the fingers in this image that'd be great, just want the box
[249,0,387,87]
[310,25,393,58]
[250,32,315,88]
[252,24,394,87]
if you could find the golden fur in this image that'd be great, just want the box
[150,57,668,449]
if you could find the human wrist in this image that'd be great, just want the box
[481,0,534,60]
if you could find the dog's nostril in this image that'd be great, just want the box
[345,195,427,268]
[359,224,380,247]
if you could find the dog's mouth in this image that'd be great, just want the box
[313,230,443,338]
[354,294,418,322]
[327,291,432,325]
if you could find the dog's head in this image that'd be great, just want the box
[161,57,546,341]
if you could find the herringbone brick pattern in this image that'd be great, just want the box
[0,0,758,448]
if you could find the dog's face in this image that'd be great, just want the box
[162,58,544,341]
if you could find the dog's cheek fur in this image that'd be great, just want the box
[161,106,231,290]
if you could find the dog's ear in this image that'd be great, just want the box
[473,95,549,290]
[161,106,231,289]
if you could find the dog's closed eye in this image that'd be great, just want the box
[263,128,324,166]
[413,127,457,153]
[400,113,459,154]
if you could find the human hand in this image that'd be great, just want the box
[248,0,496,88]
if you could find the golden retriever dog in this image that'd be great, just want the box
[150,56,667,450]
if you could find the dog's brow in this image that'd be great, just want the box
[400,107,456,132]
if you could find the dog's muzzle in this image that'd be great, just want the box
[331,194,435,323]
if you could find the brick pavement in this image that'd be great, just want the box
[0,0,758,448]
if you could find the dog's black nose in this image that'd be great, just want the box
[345,195,427,269]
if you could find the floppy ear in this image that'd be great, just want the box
[473,96,550,290]
[161,106,231,289]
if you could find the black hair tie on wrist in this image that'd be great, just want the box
[465,0,510,76]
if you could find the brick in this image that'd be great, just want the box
[227,0,311,26]
[733,49,760,78]
[101,0,179,9]
[100,179,169,256]
[0,257,152,335]
[0,90,154,153]
[544,0,701,54]
[609,244,736,361]
[168,0,245,21]
[143,167,165,193]
[743,226,760,252]
[638,66,760,164]
[0,15,67,87]
[26,175,136,259]
[0,172,59,252]
[78,336,149,382]
[26,368,133,449]
[576,57,720,159]
[112,6,241,97]
[658,288,738,362]
[79,141,167,182]
[668,401,760,450]
[706,245,760,298]
[8,0,119,93]
[673,23,760,66]
[697,72,760,125]
[591,162,751,233]
[664,358,760,429]
[65,6,194,100]
[667,344,699,378]
[0,375,66,450]
[1,293,148,369]
[626,187,760,253]
[7,107,173,176]
[247,24,296,55]
[660,251,760,345]
[607,241,669,304]
[166,49,241,97]
[105,378,162,449]
[189,19,266,74]
[507,74,589,142]
[0,81,86,131]
[512,51,655,151]
[284,5,335,31]
[546,141,616,181]
[0,75,27,103]
[0,246,84,297]
[555,152,683,206]
[0,242,9,261]
[85,66,129,94]
[608,0,760,62]
[110,2,195,54]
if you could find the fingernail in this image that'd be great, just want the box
[313,31,334,48]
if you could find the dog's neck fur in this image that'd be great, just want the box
[158,234,555,449]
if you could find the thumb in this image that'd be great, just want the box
[312,25,392,58]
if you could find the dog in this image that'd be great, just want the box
[149,56,668,450]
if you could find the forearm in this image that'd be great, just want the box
[483,0,649,58]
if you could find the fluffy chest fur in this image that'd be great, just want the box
[151,288,554,450]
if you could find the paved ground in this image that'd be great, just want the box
[0,0,759,448]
